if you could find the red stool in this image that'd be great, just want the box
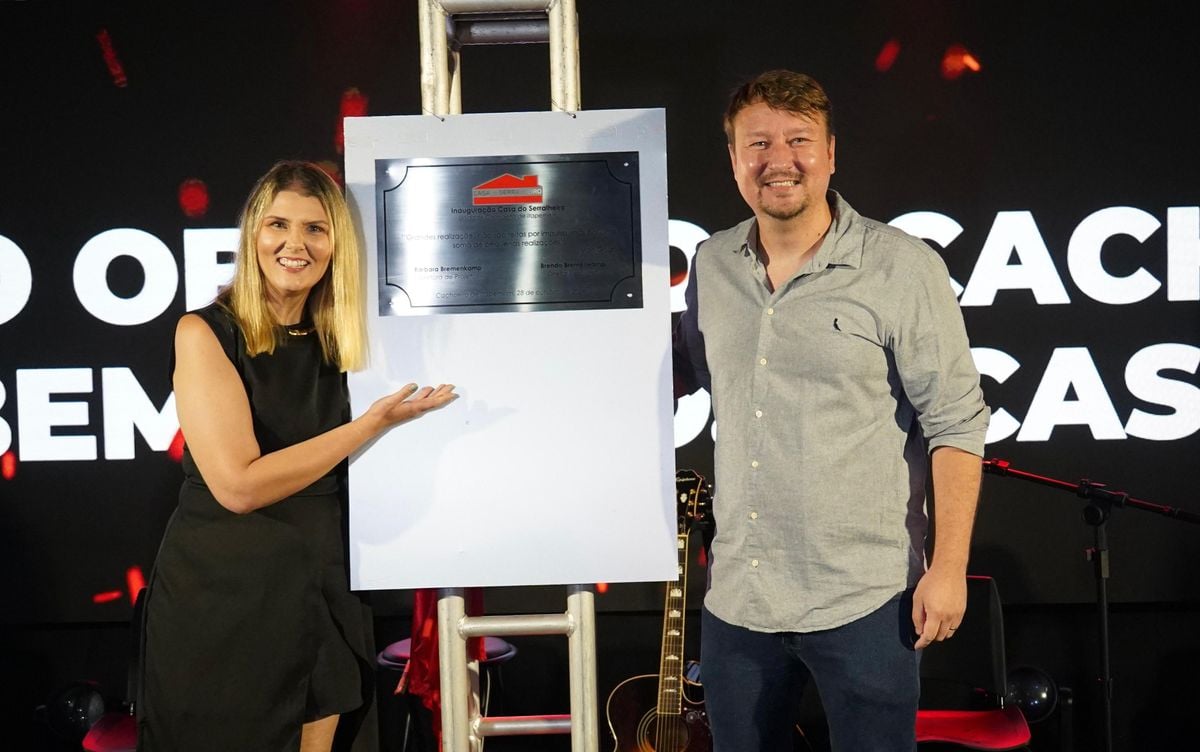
[376,636,518,670]
[82,713,137,752]
[82,589,146,752]
[377,636,517,750]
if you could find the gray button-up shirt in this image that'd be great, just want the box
[675,192,989,632]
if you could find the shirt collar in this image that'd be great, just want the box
[738,190,865,273]
[810,190,864,271]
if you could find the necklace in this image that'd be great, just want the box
[285,325,314,336]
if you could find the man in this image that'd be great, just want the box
[674,70,990,751]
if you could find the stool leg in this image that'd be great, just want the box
[467,659,481,750]
[481,667,491,717]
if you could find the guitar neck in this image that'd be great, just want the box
[656,530,690,717]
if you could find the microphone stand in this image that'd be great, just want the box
[981,458,1200,752]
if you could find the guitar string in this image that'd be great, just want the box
[658,529,690,751]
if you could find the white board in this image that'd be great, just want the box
[344,109,676,589]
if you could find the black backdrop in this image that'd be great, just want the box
[1,0,1198,631]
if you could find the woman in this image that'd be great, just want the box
[138,161,455,751]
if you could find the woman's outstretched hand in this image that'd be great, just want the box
[366,383,458,431]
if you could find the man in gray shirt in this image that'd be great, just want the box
[674,70,990,751]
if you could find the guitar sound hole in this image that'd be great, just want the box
[638,710,690,751]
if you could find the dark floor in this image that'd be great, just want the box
[9,603,1200,751]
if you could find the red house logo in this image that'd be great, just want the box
[472,173,544,205]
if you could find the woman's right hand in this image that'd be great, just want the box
[365,383,458,431]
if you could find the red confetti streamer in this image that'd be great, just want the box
[335,87,369,154]
[96,28,128,88]
[93,591,123,604]
[126,566,147,603]
[167,429,184,463]
[1,450,15,480]
[178,178,210,219]
[875,39,902,73]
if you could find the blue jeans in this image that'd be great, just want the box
[700,593,919,752]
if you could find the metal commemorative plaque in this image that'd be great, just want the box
[375,152,642,315]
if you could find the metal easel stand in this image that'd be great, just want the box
[419,0,580,117]
[417,2,592,751]
[438,585,598,751]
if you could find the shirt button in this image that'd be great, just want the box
[749,511,758,520]
[751,559,760,568]
[750,460,759,468]
[759,357,767,366]
[766,307,775,315]
[754,409,763,418]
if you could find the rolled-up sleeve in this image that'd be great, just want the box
[889,248,989,456]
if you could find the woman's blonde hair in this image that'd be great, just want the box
[220,161,367,371]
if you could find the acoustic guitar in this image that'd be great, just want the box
[605,469,713,751]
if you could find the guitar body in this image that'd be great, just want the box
[606,674,712,752]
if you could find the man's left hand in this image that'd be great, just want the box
[911,565,967,649]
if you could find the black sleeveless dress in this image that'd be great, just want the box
[138,304,376,752]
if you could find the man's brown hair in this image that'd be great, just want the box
[723,69,835,144]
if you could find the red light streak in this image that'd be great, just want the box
[167,429,184,463]
[178,178,210,218]
[941,44,982,81]
[875,39,902,73]
[126,566,147,603]
[93,591,123,604]
[316,160,345,188]
[1,451,15,480]
[95,29,128,88]
[335,88,369,153]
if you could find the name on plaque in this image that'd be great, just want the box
[375,152,643,316]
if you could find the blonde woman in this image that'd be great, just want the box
[139,161,455,751]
